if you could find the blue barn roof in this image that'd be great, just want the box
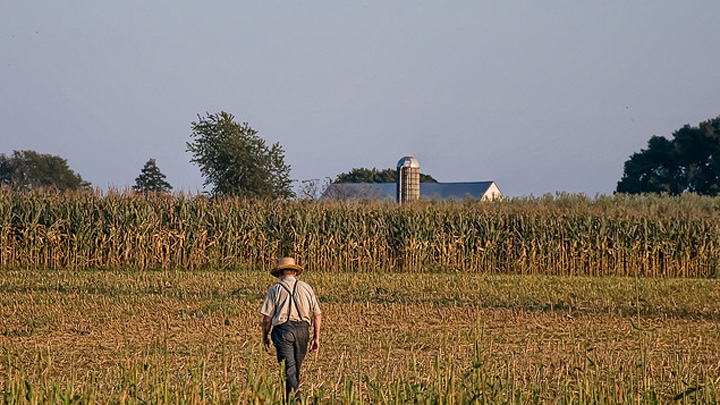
[322,181,500,201]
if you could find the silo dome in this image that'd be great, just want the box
[397,156,420,169]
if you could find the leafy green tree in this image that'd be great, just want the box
[334,168,438,183]
[187,112,293,199]
[0,150,89,192]
[134,158,172,193]
[617,116,720,195]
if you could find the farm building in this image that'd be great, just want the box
[322,181,503,202]
[322,156,503,202]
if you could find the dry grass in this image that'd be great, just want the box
[1,269,719,403]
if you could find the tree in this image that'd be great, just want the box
[334,168,438,183]
[186,112,293,199]
[134,158,172,193]
[297,177,332,201]
[617,116,720,195]
[0,150,89,192]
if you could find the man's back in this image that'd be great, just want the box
[260,276,321,325]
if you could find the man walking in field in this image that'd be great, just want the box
[260,257,322,401]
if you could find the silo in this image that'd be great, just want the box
[396,156,420,204]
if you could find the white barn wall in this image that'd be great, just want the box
[482,182,503,201]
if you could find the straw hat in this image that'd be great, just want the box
[270,257,304,277]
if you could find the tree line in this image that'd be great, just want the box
[3,112,719,197]
[0,151,173,194]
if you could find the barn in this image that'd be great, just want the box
[322,156,503,202]
[322,181,502,202]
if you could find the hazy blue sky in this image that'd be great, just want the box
[2,2,719,197]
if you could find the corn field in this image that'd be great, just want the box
[1,189,720,277]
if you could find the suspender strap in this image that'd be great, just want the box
[278,280,301,321]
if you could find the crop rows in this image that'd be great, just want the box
[1,190,720,277]
[1,269,719,403]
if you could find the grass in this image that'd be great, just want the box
[1,268,719,403]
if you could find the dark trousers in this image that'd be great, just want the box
[271,320,310,398]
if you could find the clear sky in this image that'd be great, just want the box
[2,2,719,197]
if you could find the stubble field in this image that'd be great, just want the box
[1,268,719,404]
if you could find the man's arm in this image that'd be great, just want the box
[309,313,321,353]
[262,315,272,349]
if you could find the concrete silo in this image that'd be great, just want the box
[396,156,420,204]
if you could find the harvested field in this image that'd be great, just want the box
[1,269,719,403]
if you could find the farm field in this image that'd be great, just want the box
[3,191,720,278]
[1,268,719,403]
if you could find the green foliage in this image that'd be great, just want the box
[186,112,293,199]
[0,150,89,192]
[334,167,438,183]
[133,158,172,193]
[617,115,720,195]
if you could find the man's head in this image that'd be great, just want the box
[281,269,297,277]
[270,257,303,278]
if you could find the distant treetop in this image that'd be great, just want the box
[334,167,438,184]
[0,150,89,192]
[134,158,172,193]
[617,115,720,196]
[186,111,293,199]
